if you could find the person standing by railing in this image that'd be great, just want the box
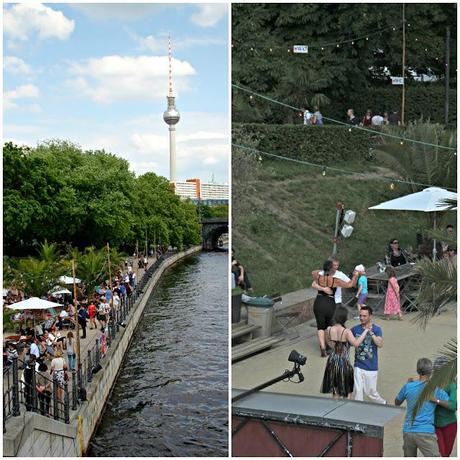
[36,362,51,416]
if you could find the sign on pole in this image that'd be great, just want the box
[391,76,404,85]
[293,45,308,54]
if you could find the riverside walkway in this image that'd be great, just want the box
[4,247,202,456]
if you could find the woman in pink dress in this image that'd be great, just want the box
[384,267,402,320]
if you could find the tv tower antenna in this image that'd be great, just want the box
[163,34,180,182]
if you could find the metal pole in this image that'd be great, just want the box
[72,260,81,390]
[31,366,37,413]
[444,26,450,125]
[331,202,343,259]
[12,357,20,416]
[53,376,59,420]
[64,381,70,423]
[432,212,437,261]
[401,4,406,126]
[71,370,77,411]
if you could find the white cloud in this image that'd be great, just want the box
[4,3,74,42]
[191,4,227,28]
[69,4,164,21]
[130,32,225,53]
[66,55,196,103]
[4,84,40,111]
[4,56,32,75]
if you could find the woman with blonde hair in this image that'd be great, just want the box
[50,348,67,401]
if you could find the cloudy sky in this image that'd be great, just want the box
[3,3,229,183]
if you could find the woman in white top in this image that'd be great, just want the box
[50,348,67,401]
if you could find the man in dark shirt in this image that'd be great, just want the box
[388,110,401,126]
[346,108,360,125]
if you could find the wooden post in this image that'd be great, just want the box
[72,260,81,388]
[401,4,406,126]
[444,26,450,125]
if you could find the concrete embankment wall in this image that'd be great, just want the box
[4,246,202,457]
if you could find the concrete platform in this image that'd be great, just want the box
[232,307,457,457]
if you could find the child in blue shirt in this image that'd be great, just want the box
[355,264,368,319]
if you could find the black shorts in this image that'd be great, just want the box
[313,296,336,330]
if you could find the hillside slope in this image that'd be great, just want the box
[232,157,439,296]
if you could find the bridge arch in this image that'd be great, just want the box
[202,218,229,250]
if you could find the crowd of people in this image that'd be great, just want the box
[301,107,403,127]
[310,254,456,457]
[3,254,157,415]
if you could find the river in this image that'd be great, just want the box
[89,251,228,457]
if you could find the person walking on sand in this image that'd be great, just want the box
[320,307,369,399]
[384,266,402,320]
[351,306,386,404]
[312,261,358,357]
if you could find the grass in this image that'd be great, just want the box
[233,156,438,296]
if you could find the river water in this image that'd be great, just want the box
[89,252,228,457]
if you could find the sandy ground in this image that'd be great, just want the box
[232,309,457,457]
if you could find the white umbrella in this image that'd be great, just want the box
[59,275,81,284]
[49,286,72,296]
[7,297,63,310]
[369,187,457,260]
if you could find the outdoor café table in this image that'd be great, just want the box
[366,263,420,312]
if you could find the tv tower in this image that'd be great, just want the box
[163,35,180,183]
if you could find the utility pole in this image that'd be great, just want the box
[444,26,450,125]
[401,3,406,126]
[72,260,81,388]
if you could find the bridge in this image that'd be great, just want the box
[202,218,228,250]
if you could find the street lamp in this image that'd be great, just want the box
[331,203,356,258]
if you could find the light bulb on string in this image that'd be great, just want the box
[250,47,254,51]
[392,27,396,31]
[415,38,418,41]
[269,48,273,52]
[454,152,457,156]
[351,41,355,45]
[249,95,253,100]
[400,140,404,145]
[336,44,340,48]
[322,168,327,176]
[321,47,324,51]
[366,37,369,41]
[258,156,262,162]
[390,182,395,190]
[348,128,352,132]
[288,48,291,53]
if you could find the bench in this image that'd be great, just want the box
[232,336,284,362]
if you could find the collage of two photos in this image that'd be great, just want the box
[2,1,458,459]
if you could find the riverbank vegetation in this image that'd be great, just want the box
[4,141,202,257]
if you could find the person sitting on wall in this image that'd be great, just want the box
[385,239,413,266]
[231,249,252,291]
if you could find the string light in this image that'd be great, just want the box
[322,168,327,176]
[336,44,340,48]
[348,128,352,132]
[249,95,253,100]
[390,183,395,190]
[400,141,404,145]
[269,48,273,52]
[233,83,457,151]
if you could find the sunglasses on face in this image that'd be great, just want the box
[391,241,399,244]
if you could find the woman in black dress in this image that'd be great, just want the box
[312,260,358,357]
[320,307,369,398]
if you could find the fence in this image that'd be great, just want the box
[3,253,171,431]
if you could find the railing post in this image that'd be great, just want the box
[31,365,37,413]
[78,367,83,392]
[53,376,59,420]
[64,381,70,424]
[12,357,20,416]
[95,339,100,366]
[87,350,93,383]
[72,371,77,411]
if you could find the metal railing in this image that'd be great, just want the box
[3,357,70,429]
[3,253,173,431]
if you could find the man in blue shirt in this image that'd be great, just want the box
[395,357,448,457]
[351,306,386,404]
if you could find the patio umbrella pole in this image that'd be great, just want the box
[432,212,437,262]
[72,259,81,388]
